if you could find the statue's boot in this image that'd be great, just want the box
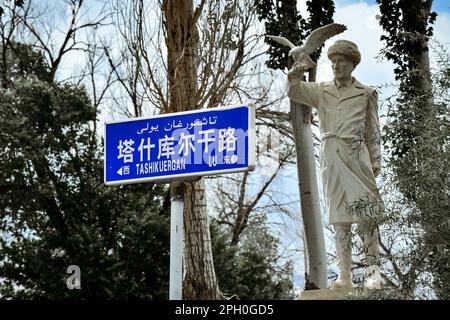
[358,224,382,289]
[330,223,353,289]
[330,275,354,289]
[365,265,382,290]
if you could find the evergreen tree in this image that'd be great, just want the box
[377,0,450,298]
[0,43,170,299]
[254,0,306,70]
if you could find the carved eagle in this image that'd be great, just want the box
[267,23,347,68]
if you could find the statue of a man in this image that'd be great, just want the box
[287,40,383,290]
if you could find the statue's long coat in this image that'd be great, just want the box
[288,78,383,224]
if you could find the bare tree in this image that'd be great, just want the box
[211,130,297,245]
[15,0,110,82]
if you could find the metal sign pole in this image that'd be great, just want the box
[169,182,184,300]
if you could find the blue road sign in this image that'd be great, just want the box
[104,105,255,185]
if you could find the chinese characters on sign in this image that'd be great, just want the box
[104,105,255,185]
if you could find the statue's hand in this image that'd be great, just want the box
[288,62,310,82]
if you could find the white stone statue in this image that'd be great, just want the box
[287,39,384,290]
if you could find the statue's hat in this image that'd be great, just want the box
[327,40,361,67]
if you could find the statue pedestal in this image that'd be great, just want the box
[299,288,409,300]
[299,288,364,300]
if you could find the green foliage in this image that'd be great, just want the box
[254,0,306,70]
[377,0,437,159]
[378,0,450,299]
[377,0,436,82]
[381,48,450,298]
[211,219,293,300]
[377,0,450,294]
[254,0,335,70]
[0,45,169,299]
[6,42,52,83]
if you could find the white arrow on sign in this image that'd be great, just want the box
[117,167,123,176]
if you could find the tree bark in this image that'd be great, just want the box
[163,0,199,114]
[162,0,221,299]
[417,0,433,102]
[183,179,221,299]
[290,65,328,290]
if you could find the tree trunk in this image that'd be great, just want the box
[162,0,221,299]
[183,179,221,299]
[417,0,433,103]
[290,65,328,290]
[162,0,198,114]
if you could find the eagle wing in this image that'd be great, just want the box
[303,23,347,55]
[266,35,296,49]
